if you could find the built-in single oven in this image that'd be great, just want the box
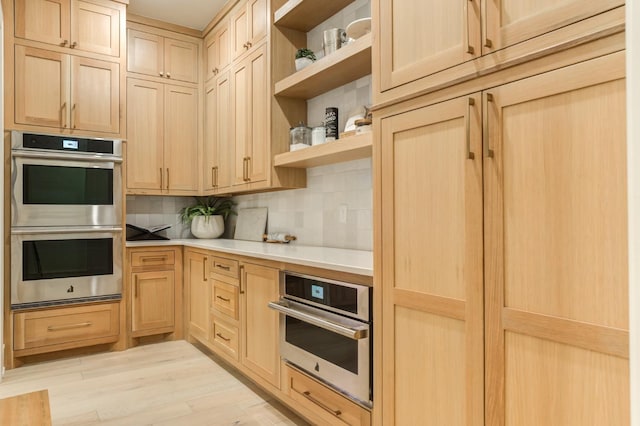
[11,131,122,227]
[10,227,123,309]
[269,272,372,408]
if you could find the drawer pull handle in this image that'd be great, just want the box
[301,391,342,417]
[48,322,92,331]
[216,264,231,271]
[216,295,231,302]
[141,256,167,262]
[215,332,231,342]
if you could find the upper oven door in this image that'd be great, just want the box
[11,227,123,308]
[11,151,122,227]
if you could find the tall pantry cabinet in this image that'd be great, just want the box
[373,2,628,425]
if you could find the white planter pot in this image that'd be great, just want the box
[295,57,314,71]
[191,215,224,239]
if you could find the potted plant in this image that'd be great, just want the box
[180,196,236,239]
[295,48,316,71]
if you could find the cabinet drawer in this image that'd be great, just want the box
[212,280,239,320]
[211,256,239,279]
[14,303,120,352]
[210,317,239,360]
[131,251,175,267]
[286,365,371,426]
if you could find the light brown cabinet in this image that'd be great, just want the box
[377,0,624,94]
[15,0,123,57]
[127,28,199,84]
[232,42,269,187]
[231,0,267,61]
[184,250,209,343]
[209,255,241,360]
[205,21,230,82]
[126,78,199,195]
[377,51,629,425]
[240,262,280,388]
[14,44,119,133]
[203,71,233,193]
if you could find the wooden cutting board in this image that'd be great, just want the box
[234,207,268,242]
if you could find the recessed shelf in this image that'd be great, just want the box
[274,132,372,168]
[274,0,356,32]
[274,33,372,99]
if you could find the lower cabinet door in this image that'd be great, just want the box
[14,303,120,355]
[210,316,239,361]
[131,270,175,336]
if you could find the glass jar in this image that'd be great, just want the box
[290,122,312,151]
[311,125,326,145]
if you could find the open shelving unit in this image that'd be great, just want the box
[274,132,372,168]
[274,33,372,99]
[274,0,356,32]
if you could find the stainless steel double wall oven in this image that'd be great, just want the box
[10,131,123,309]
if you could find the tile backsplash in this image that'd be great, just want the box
[229,158,373,251]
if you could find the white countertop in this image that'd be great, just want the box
[126,239,373,276]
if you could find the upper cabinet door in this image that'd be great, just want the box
[379,0,480,93]
[246,44,268,184]
[247,0,267,47]
[71,0,121,57]
[164,37,199,83]
[483,0,624,53]
[71,56,119,133]
[205,34,218,82]
[206,21,230,82]
[127,29,164,78]
[231,5,249,60]
[15,0,71,47]
[14,45,70,129]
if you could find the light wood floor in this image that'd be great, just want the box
[0,341,309,425]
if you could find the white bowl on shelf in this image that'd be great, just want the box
[346,17,372,40]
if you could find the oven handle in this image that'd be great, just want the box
[11,226,123,235]
[268,301,368,340]
[12,150,123,163]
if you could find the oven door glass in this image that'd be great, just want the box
[23,238,113,280]
[285,316,359,374]
[23,164,113,205]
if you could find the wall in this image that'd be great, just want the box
[230,158,372,250]
[126,196,192,239]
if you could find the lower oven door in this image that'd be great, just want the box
[269,299,371,407]
[11,227,123,308]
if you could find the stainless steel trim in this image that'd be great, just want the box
[268,300,368,340]
[11,131,123,157]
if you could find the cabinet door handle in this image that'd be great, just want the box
[203,257,208,281]
[141,256,167,262]
[48,322,91,331]
[159,71,164,77]
[70,41,77,48]
[211,167,216,187]
[216,264,231,271]
[214,166,219,187]
[215,332,231,342]
[159,168,163,190]
[166,73,171,78]
[465,0,474,55]
[216,295,231,302]
[239,265,245,294]
[246,41,252,48]
[134,275,139,298]
[484,93,495,158]
[61,102,67,128]
[60,39,68,47]
[301,391,342,417]
[71,104,77,129]
[466,97,475,160]
[166,168,170,190]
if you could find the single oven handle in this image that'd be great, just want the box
[12,150,123,163]
[11,226,123,235]
[268,301,368,340]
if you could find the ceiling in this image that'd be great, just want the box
[128,0,229,31]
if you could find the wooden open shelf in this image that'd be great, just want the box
[274,0,356,32]
[274,132,372,168]
[275,33,372,99]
